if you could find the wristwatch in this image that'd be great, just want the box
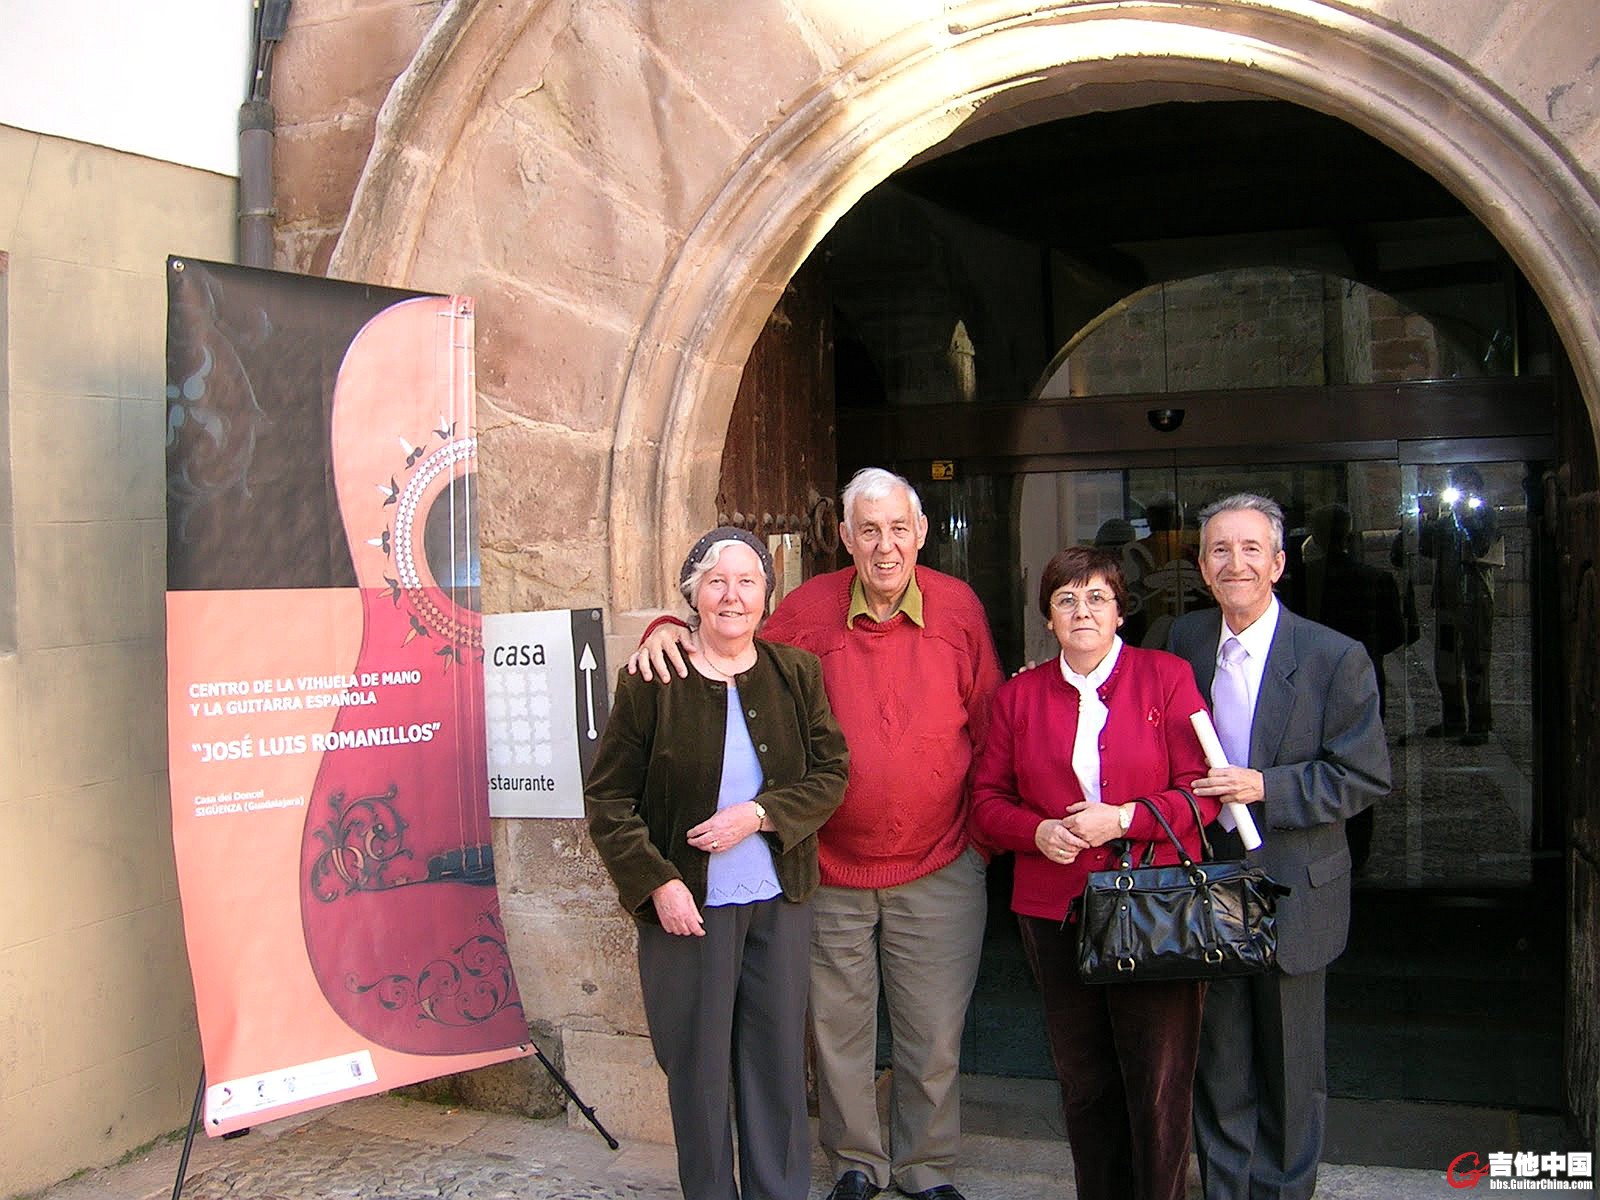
[753,801,768,826]
[1117,804,1134,833]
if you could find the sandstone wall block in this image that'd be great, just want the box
[464,271,631,434]
[480,539,610,615]
[273,0,444,129]
[477,421,610,544]
[489,2,747,237]
[562,1027,671,1143]
[609,0,823,156]
[500,893,649,1035]
[444,123,675,320]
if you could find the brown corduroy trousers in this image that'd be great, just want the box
[1019,914,1207,1200]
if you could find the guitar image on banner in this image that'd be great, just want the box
[300,295,526,1055]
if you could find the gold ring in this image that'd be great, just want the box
[711,840,721,849]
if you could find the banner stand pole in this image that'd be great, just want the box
[530,1042,619,1149]
[170,1068,206,1200]
[171,1069,252,1197]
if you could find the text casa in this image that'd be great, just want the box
[492,642,547,667]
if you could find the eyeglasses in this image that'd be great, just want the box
[1051,590,1114,613]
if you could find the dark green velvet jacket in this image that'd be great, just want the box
[585,638,849,923]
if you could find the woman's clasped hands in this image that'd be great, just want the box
[1034,816,1089,864]
[1062,800,1128,848]
[1037,800,1132,864]
[652,799,768,936]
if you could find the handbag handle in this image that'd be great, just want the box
[1115,789,1212,870]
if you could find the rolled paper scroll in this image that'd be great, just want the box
[1188,710,1263,850]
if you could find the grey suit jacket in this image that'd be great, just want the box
[1168,604,1391,974]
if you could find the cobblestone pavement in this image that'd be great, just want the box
[20,1090,1563,1200]
[176,1122,676,1200]
[26,1096,685,1200]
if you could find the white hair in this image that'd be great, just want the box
[840,467,924,535]
[1198,493,1287,555]
[679,539,763,607]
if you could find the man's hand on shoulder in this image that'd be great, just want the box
[626,619,698,682]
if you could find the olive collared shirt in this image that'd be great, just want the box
[846,569,925,627]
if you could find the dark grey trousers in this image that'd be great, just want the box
[1192,968,1328,1200]
[637,898,814,1200]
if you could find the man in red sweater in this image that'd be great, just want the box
[633,467,1003,1200]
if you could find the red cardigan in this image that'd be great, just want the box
[970,644,1217,921]
[760,566,1003,889]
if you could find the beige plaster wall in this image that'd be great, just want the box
[0,125,235,1196]
[0,251,13,652]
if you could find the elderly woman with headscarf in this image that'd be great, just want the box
[970,545,1217,1200]
[586,527,849,1200]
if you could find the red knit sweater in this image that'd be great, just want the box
[970,644,1218,922]
[760,566,1003,889]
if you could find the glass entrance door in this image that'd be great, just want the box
[930,452,1561,1107]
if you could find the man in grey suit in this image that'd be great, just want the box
[1168,493,1391,1200]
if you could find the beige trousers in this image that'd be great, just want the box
[808,847,987,1194]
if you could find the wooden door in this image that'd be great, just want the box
[717,255,840,595]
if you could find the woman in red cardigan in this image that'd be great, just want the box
[971,545,1218,1200]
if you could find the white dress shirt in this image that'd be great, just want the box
[1059,636,1123,804]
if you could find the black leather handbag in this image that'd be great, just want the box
[1073,791,1289,984]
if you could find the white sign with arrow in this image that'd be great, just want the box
[482,609,610,818]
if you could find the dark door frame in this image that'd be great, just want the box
[839,376,1557,477]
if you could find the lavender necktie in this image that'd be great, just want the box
[1212,636,1253,767]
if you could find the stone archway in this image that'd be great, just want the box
[330,0,1600,619]
[315,0,1600,1139]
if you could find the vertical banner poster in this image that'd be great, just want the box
[483,609,610,817]
[165,258,529,1135]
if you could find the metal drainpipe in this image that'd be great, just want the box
[239,0,291,268]
[238,97,275,268]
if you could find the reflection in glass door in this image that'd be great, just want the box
[1387,462,1539,889]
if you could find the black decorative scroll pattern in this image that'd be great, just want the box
[307,785,411,901]
[346,913,523,1028]
[308,785,497,901]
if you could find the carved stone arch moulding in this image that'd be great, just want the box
[331,0,1600,613]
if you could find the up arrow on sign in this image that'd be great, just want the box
[579,643,599,741]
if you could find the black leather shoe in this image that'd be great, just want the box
[901,1187,966,1200]
[827,1170,883,1200]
